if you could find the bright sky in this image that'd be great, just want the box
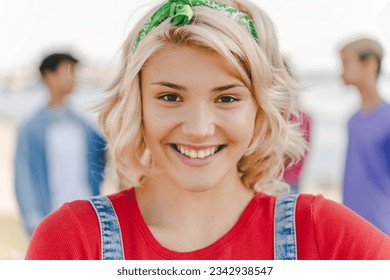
[0,0,390,76]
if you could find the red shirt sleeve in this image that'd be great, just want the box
[25,201,100,260]
[297,195,390,259]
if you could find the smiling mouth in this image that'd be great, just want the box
[170,144,226,159]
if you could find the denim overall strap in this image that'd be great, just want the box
[274,194,299,260]
[89,196,124,260]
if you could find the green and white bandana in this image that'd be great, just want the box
[132,0,258,53]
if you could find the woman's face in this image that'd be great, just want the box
[141,45,258,192]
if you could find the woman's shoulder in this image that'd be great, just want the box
[254,191,325,207]
[25,188,135,260]
[294,193,374,234]
[252,192,348,214]
[25,200,99,259]
[67,188,135,226]
[106,187,134,202]
[296,193,333,212]
[294,193,390,259]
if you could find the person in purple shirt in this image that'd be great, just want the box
[339,37,390,235]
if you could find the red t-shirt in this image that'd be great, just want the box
[26,188,390,260]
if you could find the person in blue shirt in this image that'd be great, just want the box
[14,53,106,237]
[340,38,390,235]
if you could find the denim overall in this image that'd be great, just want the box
[89,194,298,260]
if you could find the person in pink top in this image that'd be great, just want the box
[25,0,390,260]
[283,111,311,193]
[281,58,312,193]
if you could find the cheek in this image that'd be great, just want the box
[223,106,257,145]
[142,109,160,144]
[62,75,73,88]
[346,63,362,77]
[342,67,354,83]
[142,102,182,143]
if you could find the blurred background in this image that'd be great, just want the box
[1,0,390,259]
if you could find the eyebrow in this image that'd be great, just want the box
[151,82,246,92]
[151,82,186,91]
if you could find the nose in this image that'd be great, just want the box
[181,103,215,139]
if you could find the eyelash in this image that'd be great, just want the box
[215,96,240,103]
[157,94,240,103]
[157,93,183,102]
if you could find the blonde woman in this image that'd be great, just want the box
[26,0,390,259]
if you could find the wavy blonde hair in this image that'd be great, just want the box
[97,0,307,192]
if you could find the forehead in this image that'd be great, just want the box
[59,61,75,68]
[341,46,358,56]
[142,45,241,84]
[51,61,75,73]
[340,48,359,62]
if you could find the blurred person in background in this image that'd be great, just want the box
[340,37,390,235]
[282,111,311,193]
[282,58,312,194]
[14,53,107,237]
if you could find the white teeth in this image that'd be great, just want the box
[190,150,197,158]
[198,150,206,159]
[176,145,221,159]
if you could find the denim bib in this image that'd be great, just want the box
[274,194,299,260]
[89,194,298,260]
[89,196,124,260]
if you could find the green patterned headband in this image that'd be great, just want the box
[132,0,258,53]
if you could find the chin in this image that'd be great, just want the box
[342,78,355,86]
[176,176,221,193]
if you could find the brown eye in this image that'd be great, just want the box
[216,96,239,103]
[158,94,182,102]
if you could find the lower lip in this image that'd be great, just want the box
[172,147,222,168]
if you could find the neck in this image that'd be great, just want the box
[48,90,66,107]
[357,82,382,111]
[135,173,255,251]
